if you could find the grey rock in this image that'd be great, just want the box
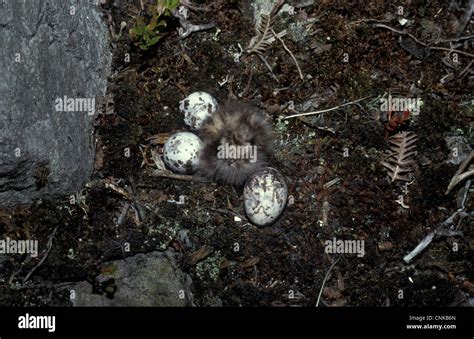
[0,0,111,206]
[72,251,193,306]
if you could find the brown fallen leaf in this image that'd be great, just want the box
[463,280,474,294]
[94,141,105,171]
[337,272,345,291]
[219,258,230,269]
[240,257,260,269]
[378,241,395,251]
[322,286,342,299]
[329,298,347,307]
[188,245,214,265]
[146,133,173,145]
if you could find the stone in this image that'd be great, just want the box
[0,0,111,206]
[71,251,193,306]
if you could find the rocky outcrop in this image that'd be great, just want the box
[71,251,193,307]
[0,0,111,206]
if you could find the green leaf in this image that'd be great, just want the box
[148,35,162,46]
[167,0,180,10]
[147,15,159,31]
[156,19,167,28]
[143,30,151,41]
[156,0,179,15]
[131,23,146,38]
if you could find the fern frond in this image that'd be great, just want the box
[246,0,286,55]
[382,132,417,182]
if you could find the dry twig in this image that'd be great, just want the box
[457,0,474,36]
[150,148,211,183]
[316,255,342,307]
[374,23,474,58]
[403,208,470,264]
[246,0,286,81]
[283,96,372,119]
[23,226,59,283]
[271,28,304,80]
[446,150,474,194]
[405,174,472,264]
[180,0,213,12]
[373,23,428,46]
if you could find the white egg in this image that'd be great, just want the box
[244,167,288,226]
[163,132,202,174]
[179,91,218,130]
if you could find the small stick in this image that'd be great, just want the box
[446,150,474,194]
[374,24,474,57]
[316,255,341,307]
[149,148,210,182]
[403,209,467,264]
[240,69,254,98]
[374,24,428,47]
[150,169,212,183]
[457,0,474,36]
[181,0,213,12]
[436,35,474,43]
[459,60,474,78]
[117,202,131,225]
[211,208,247,222]
[429,47,474,58]
[283,96,372,120]
[271,29,304,80]
[458,180,471,210]
[23,226,59,283]
[403,233,435,264]
[323,178,341,189]
[257,54,279,82]
[105,182,134,201]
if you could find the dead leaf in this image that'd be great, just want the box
[240,257,260,269]
[322,286,342,299]
[147,133,173,145]
[337,272,345,291]
[378,241,395,251]
[463,280,474,294]
[188,245,214,265]
[94,139,105,171]
[100,263,118,275]
[329,298,347,307]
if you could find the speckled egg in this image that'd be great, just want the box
[163,132,202,174]
[179,91,218,130]
[243,167,288,227]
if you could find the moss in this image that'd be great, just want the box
[195,251,223,282]
[149,221,182,250]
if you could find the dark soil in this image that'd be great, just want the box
[0,0,472,307]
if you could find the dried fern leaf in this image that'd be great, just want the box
[246,0,286,55]
[382,132,418,182]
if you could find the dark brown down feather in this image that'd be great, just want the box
[198,100,273,185]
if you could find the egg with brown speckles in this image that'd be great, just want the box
[163,132,202,174]
[179,91,218,130]
[243,167,288,226]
